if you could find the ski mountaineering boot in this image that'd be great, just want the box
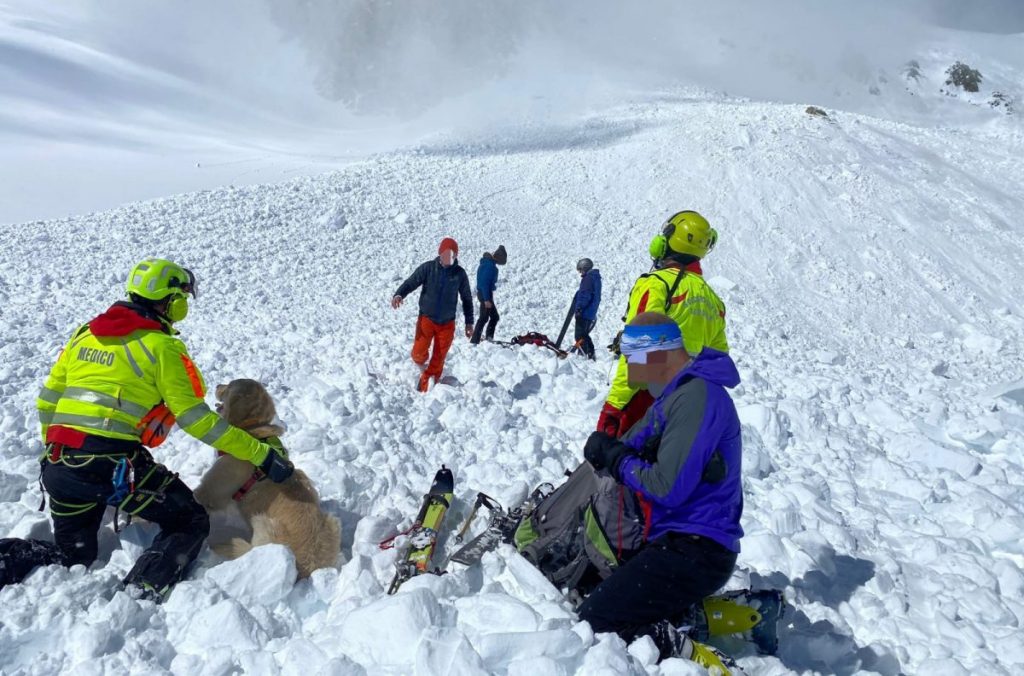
[655,620,737,675]
[680,589,785,655]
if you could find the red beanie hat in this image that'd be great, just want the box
[438,237,459,256]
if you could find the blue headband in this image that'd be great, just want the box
[620,323,684,363]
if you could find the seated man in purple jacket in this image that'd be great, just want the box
[580,311,743,670]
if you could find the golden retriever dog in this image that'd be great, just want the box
[193,379,341,579]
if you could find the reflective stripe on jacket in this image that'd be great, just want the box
[36,303,269,466]
[605,264,728,410]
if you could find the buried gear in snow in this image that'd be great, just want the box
[0,538,68,590]
[383,466,454,594]
[496,332,573,358]
[449,483,555,566]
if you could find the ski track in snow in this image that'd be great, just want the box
[1,94,1024,675]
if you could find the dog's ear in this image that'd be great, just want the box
[220,379,277,430]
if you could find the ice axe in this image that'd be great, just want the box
[554,292,577,349]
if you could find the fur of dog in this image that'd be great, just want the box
[193,379,342,578]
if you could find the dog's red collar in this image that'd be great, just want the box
[232,470,266,501]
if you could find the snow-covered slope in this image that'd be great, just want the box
[1,86,1023,674]
[5,0,1023,227]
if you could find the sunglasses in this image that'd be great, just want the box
[169,268,198,298]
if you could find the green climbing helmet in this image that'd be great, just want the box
[648,210,718,261]
[125,258,197,322]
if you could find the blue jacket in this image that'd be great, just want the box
[476,254,499,302]
[575,269,601,321]
[618,349,743,551]
[395,257,474,326]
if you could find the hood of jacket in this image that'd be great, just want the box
[678,348,739,389]
[89,302,167,337]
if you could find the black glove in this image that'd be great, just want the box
[584,431,630,480]
[574,311,584,321]
[608,330,623,356]
[259,445,294,483]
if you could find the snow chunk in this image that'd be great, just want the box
[957,323,1002,353]
[916,658,970,675]
[0,471,26,502]
[455,593,542,637]
[275,637,332,676]
[175,598,269,653]
[887,436,981,479]
[476,629,583,669]
[338,588,453,667]
[488,546,565,604]
[706,275,737,292]
[737,404,789,450]
[415,626,487,675]
[321,207,348,230]
[207,543,298,606]
[813,350,845,365]
[987,379,1024,407]
[627,634,661,666]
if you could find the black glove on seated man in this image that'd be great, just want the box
[260,446,294,483]
[584,431,631,480]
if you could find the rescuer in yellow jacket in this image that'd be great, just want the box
[597,211,729,437]
[32,258,293,601]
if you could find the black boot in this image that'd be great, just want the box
[0,538,69,590]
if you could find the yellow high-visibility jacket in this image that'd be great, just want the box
[605,264,729,410]
[36,303,269,465]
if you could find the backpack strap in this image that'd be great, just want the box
[662,267,686,312]
[625,268,684,320]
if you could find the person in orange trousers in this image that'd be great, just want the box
[392,238,474,392]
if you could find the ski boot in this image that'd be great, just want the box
[669,629,736,674]
[125,580,172,604]
[655,621,738,675]
[681,637,736,675]
[697,589,784,655]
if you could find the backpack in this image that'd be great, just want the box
[511,332,553,347]
[513,462,647,593]
[505,332,569,358]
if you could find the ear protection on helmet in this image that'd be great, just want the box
[166,295,189,322]
[164,268,196,323]
[648,233,669,260]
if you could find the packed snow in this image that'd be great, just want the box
[3,3,1024,676]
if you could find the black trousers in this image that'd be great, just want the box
[41,448,209,593]
[578,532,737,660]
[471,297,500,344]
[573,316,596,359]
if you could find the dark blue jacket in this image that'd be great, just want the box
[395,258,474,326]
[476,254,499,302]
[619,349,743,552]
[575,269,602,321]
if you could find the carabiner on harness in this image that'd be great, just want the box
[107,457,136,506]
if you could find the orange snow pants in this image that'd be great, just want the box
[412,315,455,392]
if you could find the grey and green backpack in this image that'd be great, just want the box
[514,461,647,592]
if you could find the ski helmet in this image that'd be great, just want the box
[576,258,594,274]
[126,258,197,322]
[648,211,718,261]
